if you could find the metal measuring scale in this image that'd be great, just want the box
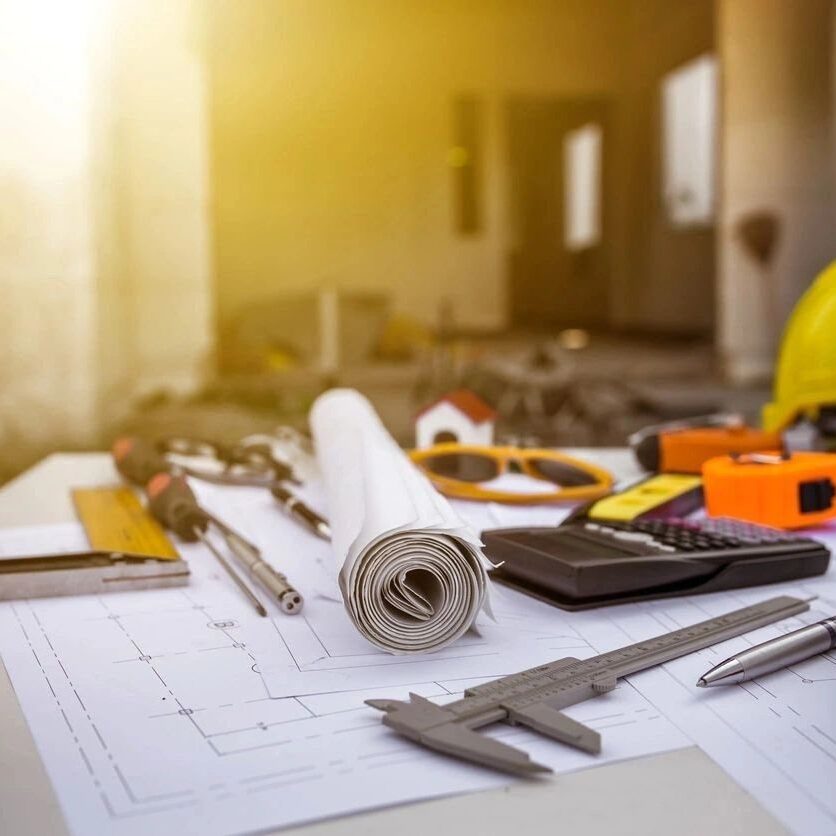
[368,595,810,775]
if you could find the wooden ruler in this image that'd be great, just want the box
[72,486,180,560]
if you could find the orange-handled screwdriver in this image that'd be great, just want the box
[111,437,303,616]
[112,436,170,486]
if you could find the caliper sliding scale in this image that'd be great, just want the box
[367,595,809,775]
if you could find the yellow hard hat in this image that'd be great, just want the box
[763,260,836,432]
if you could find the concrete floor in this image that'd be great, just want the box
[0,334,772,485]
[113,334,771,452]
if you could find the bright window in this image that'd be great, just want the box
[661,54,718,227]
[563,123,602,251]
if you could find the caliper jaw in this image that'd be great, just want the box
[505,701,600,754]
[368,597,810,775]
[366,694,550,775]
[366,689,601,775]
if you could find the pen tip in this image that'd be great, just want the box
[257,604,268,617]
[696,678,707,688]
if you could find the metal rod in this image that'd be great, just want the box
[204,512,263,557]
[179,464,276,489]
[194,529,267,617]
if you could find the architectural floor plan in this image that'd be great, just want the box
[0,524,686,836]
[0,509,834,835]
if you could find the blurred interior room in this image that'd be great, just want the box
[3,4,836,836]
[1,0,834,480]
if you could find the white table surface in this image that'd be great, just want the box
[0,453,788,836]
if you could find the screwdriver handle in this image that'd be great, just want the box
[112,437,170,486]
[146,473,208,542]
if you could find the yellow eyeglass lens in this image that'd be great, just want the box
[419,453,500,483]
[527,457,601,486]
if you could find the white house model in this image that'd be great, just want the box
[415,389,496,448]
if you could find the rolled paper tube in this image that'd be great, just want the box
[310,389,490,654]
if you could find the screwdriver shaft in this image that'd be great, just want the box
[206,512,263,557]
[195,529,267,617]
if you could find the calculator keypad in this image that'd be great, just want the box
[586,517,801,553]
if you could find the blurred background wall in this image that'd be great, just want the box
[0,0,213,478]
[718,0,836,382]
[207,0,724,342]
[0,0,834,477]
[208,0,626,338]
[612,0,716,333]
[96,0,213,409]
[0,0,101,461]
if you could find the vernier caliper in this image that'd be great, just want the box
[367,595,809,775]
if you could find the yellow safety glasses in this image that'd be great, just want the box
[409,444,614,504]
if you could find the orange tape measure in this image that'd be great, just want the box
[702,451,836,529]
[657,426,781,474]
[632,420,781,474]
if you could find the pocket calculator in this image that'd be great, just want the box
[484,516,831,610]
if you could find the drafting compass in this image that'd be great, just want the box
[368,595,810,775]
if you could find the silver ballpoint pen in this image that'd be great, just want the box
[697,615,836,687]
[270,483,331,540]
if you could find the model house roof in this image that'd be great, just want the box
[416,389,496,424]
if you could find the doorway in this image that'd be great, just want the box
[506,98,612,330]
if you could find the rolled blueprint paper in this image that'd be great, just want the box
[310,389,491,654]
